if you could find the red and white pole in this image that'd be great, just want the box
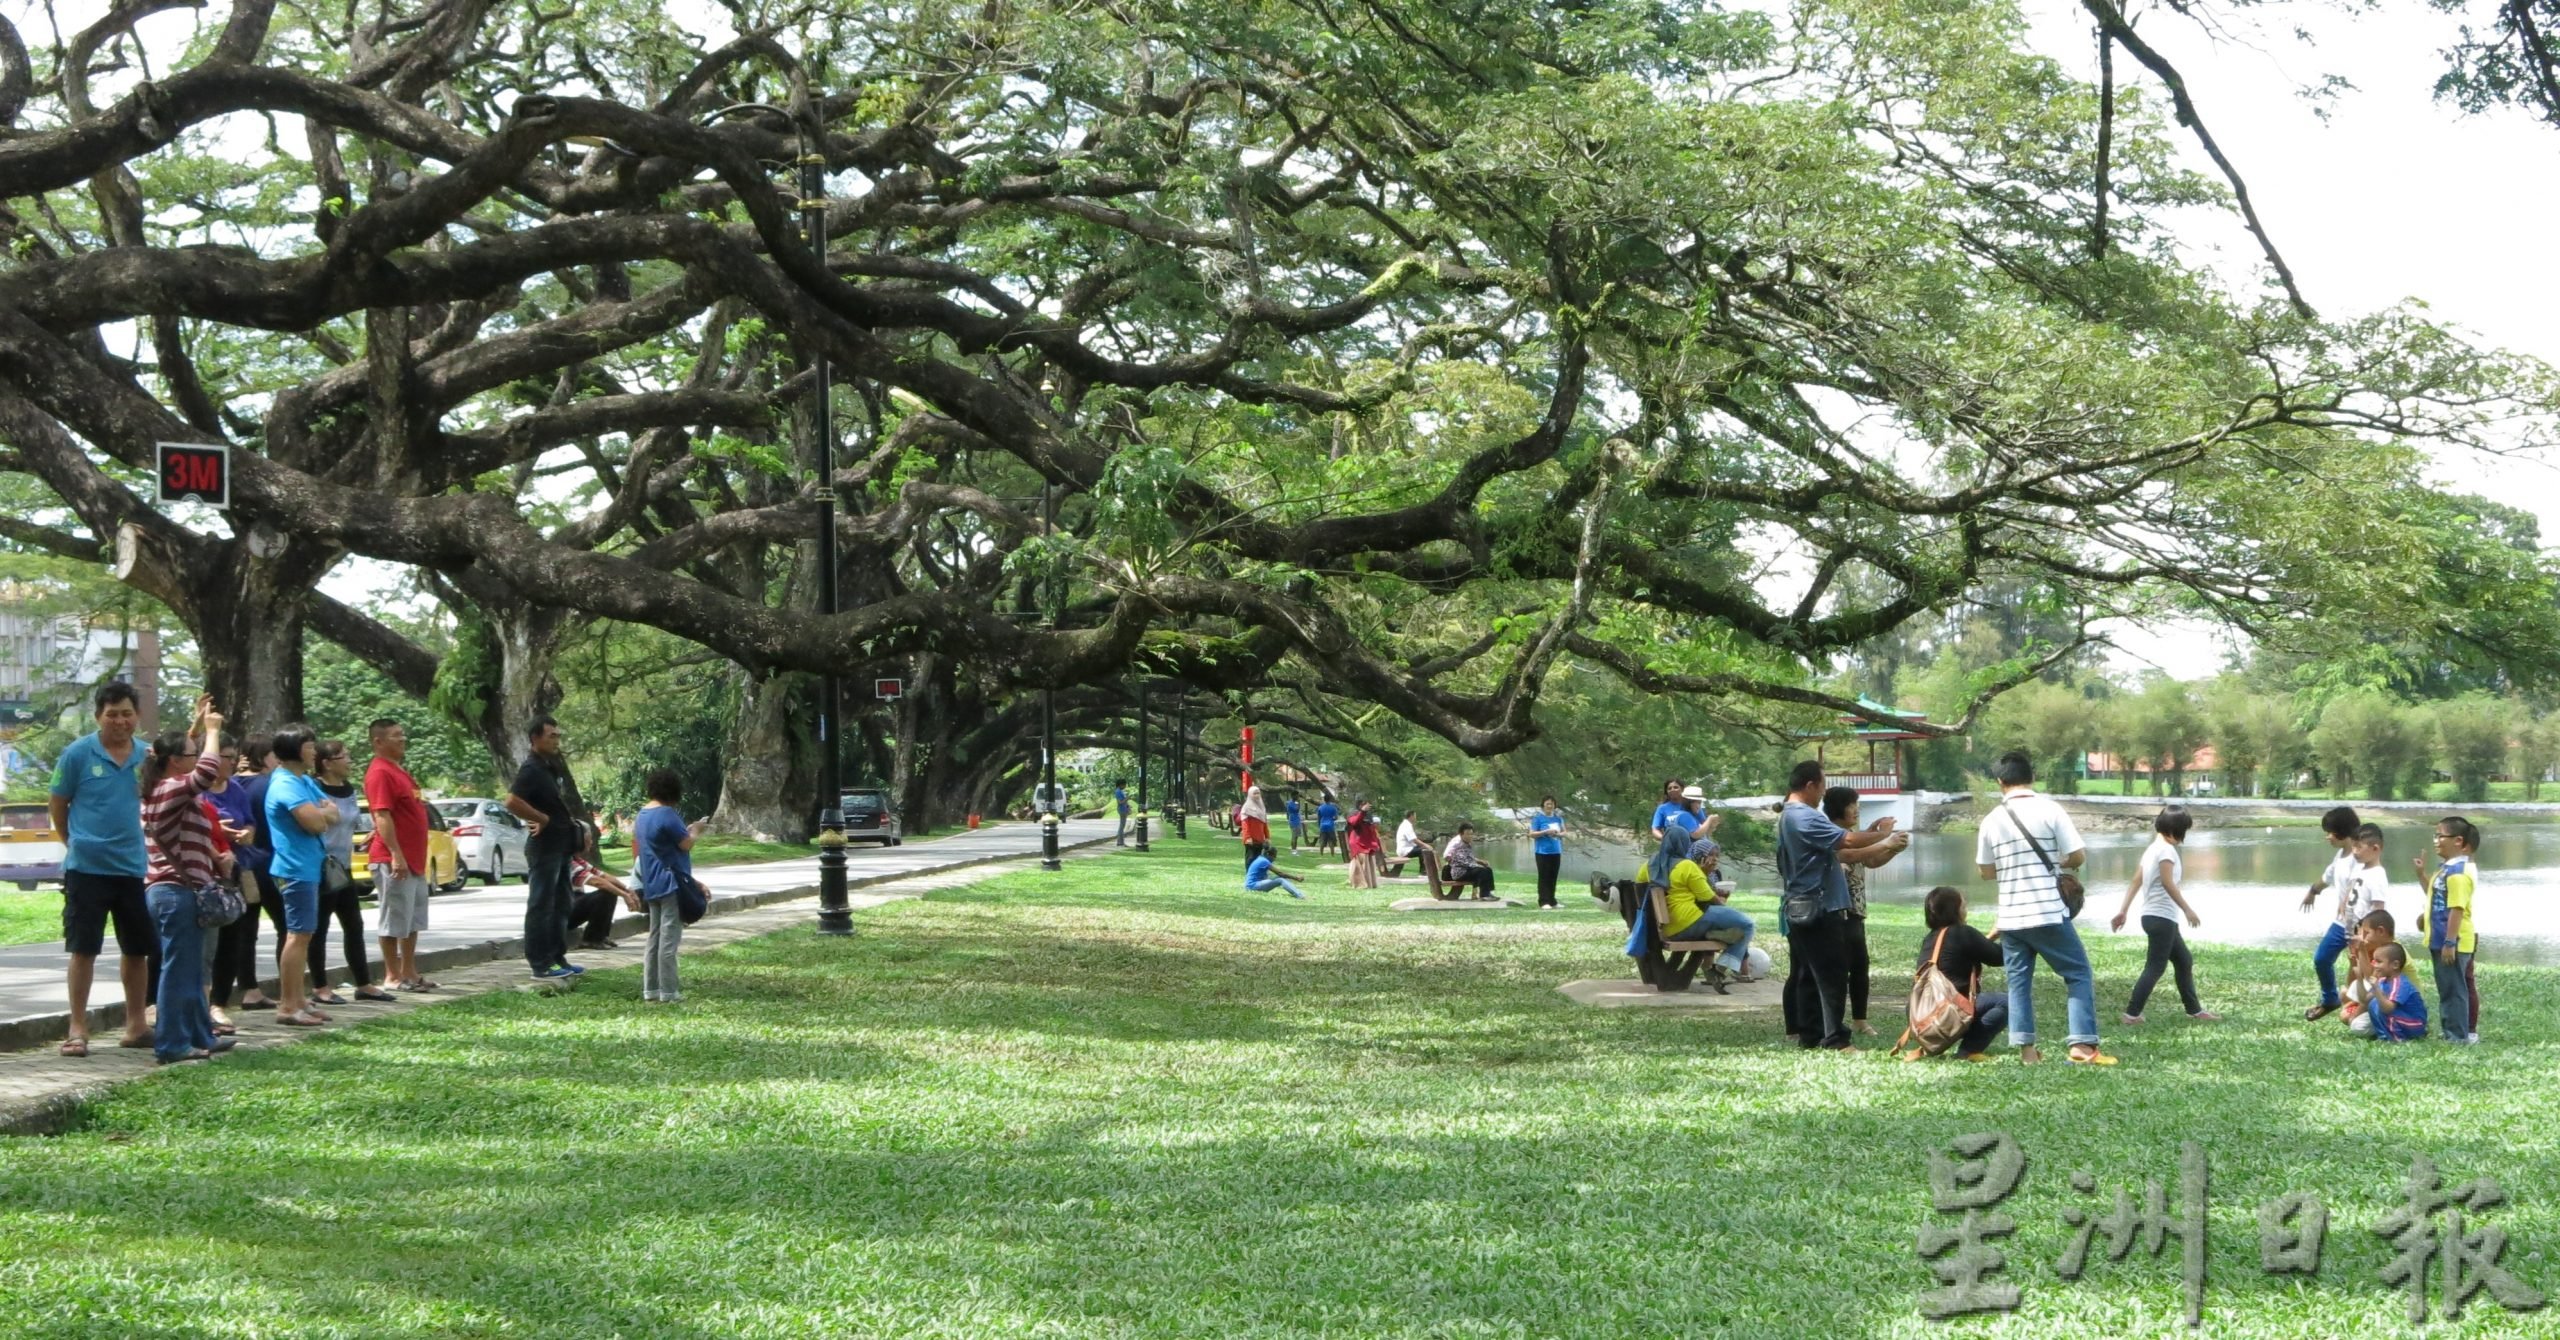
[1240,725,1255,793]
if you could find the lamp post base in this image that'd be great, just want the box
[1133,816,1150,852]
[814,820,854,936]
[1040,815,1062,871]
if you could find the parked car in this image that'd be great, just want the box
[838,788,901,846]
[0,802,63,890]
[349,805,467,893]
[434,798,530,884]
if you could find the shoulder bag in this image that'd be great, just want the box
[1999,797,2084,919]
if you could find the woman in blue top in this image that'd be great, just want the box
[261,724,336,1028]
[1244,851,1308,899]
[1529,796,1566,908]
[633,768,706,1002]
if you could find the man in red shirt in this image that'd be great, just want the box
[364,718,435,992]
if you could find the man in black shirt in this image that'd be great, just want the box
[506,715,582,979]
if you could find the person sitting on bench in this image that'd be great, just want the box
[1440,824,1497,900]
[1652,826,1755,988]
[1386,810,1442,895]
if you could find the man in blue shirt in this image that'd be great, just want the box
[46,682,153,1056]
[1285,795,1304,851]
[1315,797,1340,857]
[1529,795,1566,908]
[1773,760,1897,1051]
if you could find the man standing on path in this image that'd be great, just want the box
[1775,760,1901,1050]
[1977,751,2112,1066]
[364,718,435,993]
[507,716,582,980]
[1115,782,1132,846]
[47,682,155,1057]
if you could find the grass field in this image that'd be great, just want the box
[0,888,59,947]
[3,842,2557,1337]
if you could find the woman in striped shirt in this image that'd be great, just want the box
[141,696,234,1066]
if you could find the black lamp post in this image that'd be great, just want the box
[1038,483,1062,871]
[1133,681,1150,852]
[1169,696,1188,839]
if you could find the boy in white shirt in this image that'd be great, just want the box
[2298,807,2365,1022]
[2111,807,2218,1025]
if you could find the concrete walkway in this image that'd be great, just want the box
[0,818,1124,1055]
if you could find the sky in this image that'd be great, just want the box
[2012,0,2560,677]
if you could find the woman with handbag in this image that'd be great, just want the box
[1917,887,2008,1060]
[633,768,707,1003]
[139,696,237,1065]
[307,741,391,1005]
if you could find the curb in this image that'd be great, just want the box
[0,835,1113,1057]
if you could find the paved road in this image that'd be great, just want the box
[0,817,1124,1045]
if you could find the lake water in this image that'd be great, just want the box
[1466,823,2560,965]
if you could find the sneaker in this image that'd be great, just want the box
[556,963,588,976]
[534,966,577,980]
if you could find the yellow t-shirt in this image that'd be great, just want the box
[2421,857,2478,955]
[1663,859,1716,938]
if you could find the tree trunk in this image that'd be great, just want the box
[708,668,816,841]
[175,536,336,734]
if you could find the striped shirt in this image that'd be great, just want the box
[144,750,228,888]
[1977,789,2084,931]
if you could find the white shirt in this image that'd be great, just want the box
[1395,819,1421,853]
[1977,789,2086,931]
[2340,859,2389,929]
[2135,838,2183,921]
[2321,850,2378,930]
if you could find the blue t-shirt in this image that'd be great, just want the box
[1650,801,1702,836]
[211,775,272,873]
[634,805,694,901]
[1245,854,1276,886]
[1530,811,1564,856]
[1775,801,1850,913]
[1286,800,1302,826]
[2374,974,2429,1040]
[1316,803,1339,832]
[263,769,330,884]
[1115,786,1131,817]
[48,732,145,877]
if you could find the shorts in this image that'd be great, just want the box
[62,870,153,957]
[374,872,430,938]
[278,878,320,935]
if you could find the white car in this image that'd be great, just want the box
[434,798,531,885]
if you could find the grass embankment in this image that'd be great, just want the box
[4,843,2558,1337]
[0,889,56,947]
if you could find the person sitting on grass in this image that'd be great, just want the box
[2340,908,2397,1037]
[1244,849,1309,899]
[1918,886,2008,1062]
[2365,942,2430,1043]
[2110,807,2218,1027]
[1440,823,1497,900]
[2299,805,2366,1021]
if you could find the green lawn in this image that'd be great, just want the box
[5,843,2560,1337]
[0,889,56,947]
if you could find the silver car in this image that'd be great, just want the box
[434,798,531,885]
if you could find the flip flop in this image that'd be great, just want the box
[276,1011,326,1028]
[59,1038,89,1057]
[116,1030,155,1049]
[2067,1048,2120,1066]
[2303,1003,2338,1022]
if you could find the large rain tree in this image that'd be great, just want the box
[0,0,2551,822]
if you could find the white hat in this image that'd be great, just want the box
[1681,785,1707,802]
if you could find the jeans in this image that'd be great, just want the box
[1960,991,2009,1057]
[2127,915,2203,1017]
[1534,853,1561,906]
[2003,920,2099,1048]
[524,848,573,972]
[644,896,683,999]
[1246,876,1305,898]
[1785,911,1853,1048]
[1681,903,1754,974]
[1116,811,1129,845]
[2433,950,2475,1041]
[307,883,370,988]
[145,884,216,1062]
[2313,922,2350,1009]
[1846,913,1871,1021]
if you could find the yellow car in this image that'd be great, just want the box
[351,805,466,893]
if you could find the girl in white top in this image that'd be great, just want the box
[2110,808,2218,1025]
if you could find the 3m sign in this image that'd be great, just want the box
[156,442,229,507]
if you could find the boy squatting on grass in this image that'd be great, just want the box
[2363,942,2430,1043]
[2414,816,2482,1045]
[2338,909,2397,1036]
[2300,807,2382,1022]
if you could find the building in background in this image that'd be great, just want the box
[0,590,161,784]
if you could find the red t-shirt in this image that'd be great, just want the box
[365,756,430,871]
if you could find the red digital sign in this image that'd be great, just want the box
[156,442,229,507]
[876,678,904,701]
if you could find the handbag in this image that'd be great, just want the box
[677,878,709,926]
[321,853,356,897]
[195,880,246,929]
[1895,929,1978,1059]
[1999,798,2085,918]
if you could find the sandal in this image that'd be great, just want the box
[117,1030,155,1049]
[276,1010,327,1028]
[211,1022,238,1036]
[2303,1003,2338,1022]
[59,1037,89,1057]
[355,987,397,1002]
[240,993,275,1010]
[311,991,349,1007]
[2067,1046,2120,1067]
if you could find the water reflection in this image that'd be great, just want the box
[1476,823,2560,966]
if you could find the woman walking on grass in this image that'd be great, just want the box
[634,769,704,1004]
[2111,807,2219,1026]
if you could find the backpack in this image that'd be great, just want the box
[1895,930,1977,1060]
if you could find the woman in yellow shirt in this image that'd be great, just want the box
[1648,825,1754,988]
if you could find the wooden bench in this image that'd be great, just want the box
[1600,877,1732,993]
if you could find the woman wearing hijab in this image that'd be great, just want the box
[1238,786,1272,871]
[1645,826,1755,989]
